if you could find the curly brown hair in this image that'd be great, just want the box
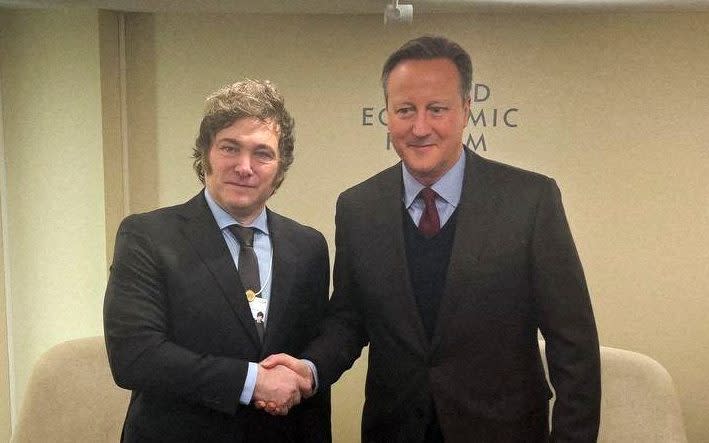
[193,79,295,191]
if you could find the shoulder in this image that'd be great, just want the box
[471,151,551,185]
[267,209,327,245]
[118,194,202,235]
[337,163,401,207]
[468,150,557,201]
[267,210,329,268]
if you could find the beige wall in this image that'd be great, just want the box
[0,7,707,442]
[0,17,11,437]
[0,8,108,421]
[0,168,11,443]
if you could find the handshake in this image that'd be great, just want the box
[253,353,314,416]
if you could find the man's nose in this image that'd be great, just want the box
[411,113,432,137]
[234,153,253,175]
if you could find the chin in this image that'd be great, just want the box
[232,200,256,210]
[408,162,437,175]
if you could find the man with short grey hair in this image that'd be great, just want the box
[264,36,601,442]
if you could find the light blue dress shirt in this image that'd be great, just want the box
[402,148,466,227]
[204,189,272,405]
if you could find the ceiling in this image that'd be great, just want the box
[1,0,709,14]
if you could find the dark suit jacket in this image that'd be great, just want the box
[104,191,331,442]
[304,149,600,443]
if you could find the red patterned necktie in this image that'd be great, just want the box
[418,187,440,238]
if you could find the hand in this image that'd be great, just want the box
[252,363,305,415]
[255,354,314,415]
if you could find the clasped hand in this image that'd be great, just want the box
[253,354,313,416]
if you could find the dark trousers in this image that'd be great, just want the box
[426,404,549,443]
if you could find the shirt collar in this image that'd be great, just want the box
[402,147,466,209]
[204,188,270,235]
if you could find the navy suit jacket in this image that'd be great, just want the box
[304,150,600,443]
[104,191,331,442]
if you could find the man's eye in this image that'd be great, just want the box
[221,145,237,153]
[396,108,413,116]
[255,150,275,160]
[430,106,446,114]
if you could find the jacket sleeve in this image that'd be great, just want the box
[103,215,249,415]
[302,195,369,387]
[293,230,334,443]
[532,178,601,442]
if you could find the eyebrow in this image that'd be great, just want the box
[216,137,240,145]
[216,138,275,151]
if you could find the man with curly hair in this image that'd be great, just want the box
[104,79,331,442]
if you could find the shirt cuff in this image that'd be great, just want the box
[239,362,259,405]
[302,359,319,394]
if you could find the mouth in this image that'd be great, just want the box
[408,143,435,149]
[225,181,257,189]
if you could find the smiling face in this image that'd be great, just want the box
[386,58,470,186]
[204,117,280,224]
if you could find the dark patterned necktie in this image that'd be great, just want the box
[229,225,264,342]
[229,225,261,297]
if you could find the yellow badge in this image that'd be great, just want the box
[246,289,256,302]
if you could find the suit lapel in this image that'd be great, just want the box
[260,210,296,353]
[180,192,261,348]
[431,150,503,351]
[370,167,430,354]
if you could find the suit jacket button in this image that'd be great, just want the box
[414,407,425,419]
